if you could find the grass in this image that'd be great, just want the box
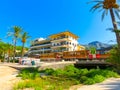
[14,65,120,90]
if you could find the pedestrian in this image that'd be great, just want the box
[22,60,24,65]
[31,60,35,65]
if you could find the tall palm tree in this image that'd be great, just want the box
[6,43,13,62]
[89,0,120,51]
[21,32,30,58]
[8,26,22,61]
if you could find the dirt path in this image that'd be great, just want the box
[0,65,20,90]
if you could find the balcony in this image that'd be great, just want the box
[51,38,71,42]
[29,48,51,53]
[51,44,72,48]
[30,44,51,48]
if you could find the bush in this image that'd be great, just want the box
[93,75,105,83]
[86,69,101,77]
[83,78,96,85]
[107,47,120,69]
[51,69,65,76]
[44,68,55,75]
[80,76,88,83]
[79,69,89,76]
[18,68,40,79]
[16,65,120,90]
[101,70,119,78]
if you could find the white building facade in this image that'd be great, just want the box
[28,31,85,56]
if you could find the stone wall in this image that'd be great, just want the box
[38,61,75,70]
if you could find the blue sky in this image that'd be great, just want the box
[0,0,117,47]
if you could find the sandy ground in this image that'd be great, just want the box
[0,62,120,90]
[0,65,20,90]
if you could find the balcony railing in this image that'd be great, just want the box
[51,38,71,42]
[51,44,72,48]
[29,49,51,53]
[30,44,51,48]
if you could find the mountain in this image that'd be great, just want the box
[84,41,113,50]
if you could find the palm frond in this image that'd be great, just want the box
[101,10,106,21]
[106,28,114,32]
[87,0,103,4]
[114,9,120,19]
[90,3,103,12]
[98,8,103,12]
[91,6,103,13]
[6,32,13,37]
[117,21,120,26]
[114,29,120,33]
[105,9,108,15]
[117,7,120,11]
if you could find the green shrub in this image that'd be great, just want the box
[16,65,120,89]
[51,69,64,76]
[80,76,88,83]
[107,47,120,69]
[18,70,39,79]
[83,78,96,85]
[64,65,80,76]
[93,75,105,83]
[86,69,101,77]
[34,87,42,90]
[79,69,89,76]
[101,70,119,78]
[44,68,55,75]
[21,67,38,73]
[16,81,26,89]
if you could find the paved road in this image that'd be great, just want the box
[78,78,120,90]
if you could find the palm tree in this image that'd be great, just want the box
[21,32,30,58]
[6,43,13,62]
[8,26,22,61]
[89,0,120,51]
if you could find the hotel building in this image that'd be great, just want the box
[28,31,85,57]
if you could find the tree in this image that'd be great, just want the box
[0,42,10,62]
[21,32,30,58]
[89,0,120,51]
[7,43,13,62]
[89,46,96,54]
[8,26,22,62]
[108,46,120,70]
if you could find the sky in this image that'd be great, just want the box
[0,0,118,47]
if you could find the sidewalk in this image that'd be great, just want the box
[77,78,120,90]
[0,65,20,90]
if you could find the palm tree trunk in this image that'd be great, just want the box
[21,43,25,58]
[3,52,5,62]
[8,49,10,63]
[13,39,17,62]
[110,8,120,51]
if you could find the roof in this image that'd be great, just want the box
[49,31,79,39]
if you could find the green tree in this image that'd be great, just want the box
[89,0,120,51]
[7,43,13,62]
[108,46,120,70]
[8,26,22,62]
[89,46,96,54]
[0,42,10,62]
[21,32,30,58]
